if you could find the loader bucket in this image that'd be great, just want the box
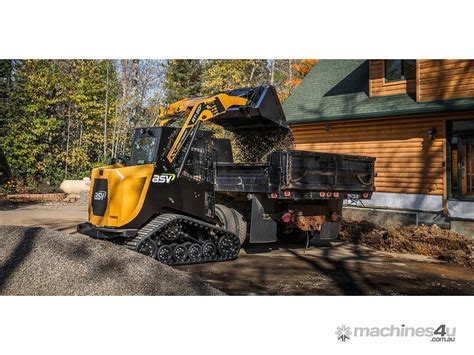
[212,85,289,132]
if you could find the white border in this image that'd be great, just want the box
[0,296,470,354]
[2,0,473,58]
[1,1,473,354]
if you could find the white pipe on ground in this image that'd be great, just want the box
[59,177,91,194]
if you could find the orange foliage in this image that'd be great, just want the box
[287,59,318,87]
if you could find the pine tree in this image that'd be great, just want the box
[162,60,203,103]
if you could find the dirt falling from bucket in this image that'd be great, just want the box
[230,128,295,162]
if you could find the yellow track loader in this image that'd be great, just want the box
[78,86,375,265]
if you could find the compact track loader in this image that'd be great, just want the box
[78,86,375,265]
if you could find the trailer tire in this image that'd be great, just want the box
[215,204,247,245]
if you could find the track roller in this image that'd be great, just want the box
[157,245,173,264]
[172,244,188,263]
[188,243,202,262]
[202,241,217,260]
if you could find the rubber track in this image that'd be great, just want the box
[125,213,240,266]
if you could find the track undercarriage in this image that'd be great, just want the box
[125,213,241,266]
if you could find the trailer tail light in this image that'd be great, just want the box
[319,192,326,197]
[283,191,291,197]
[331,212,339,222]
[270,193,278,199]
[362,192,369,198]
[327,192,332,197]
[281,212,292,223]
[333,192,340,198]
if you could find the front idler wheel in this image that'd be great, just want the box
[217,234,240,259]
[137,238,157,258]
[172,244,188,264]
[202,241,217,260]
[157,245,173,264]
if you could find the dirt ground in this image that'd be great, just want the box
[1,201,473,295]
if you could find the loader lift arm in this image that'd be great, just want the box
[157,93,248,169]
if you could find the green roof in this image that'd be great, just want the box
[283,60,474,125]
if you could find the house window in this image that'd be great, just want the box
[385,60,416,82]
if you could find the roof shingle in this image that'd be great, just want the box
[283,60,474,124]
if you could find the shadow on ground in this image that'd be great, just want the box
[0,200,34,211]
[0,227,40,290]
[179,242,474,295]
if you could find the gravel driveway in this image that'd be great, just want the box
[2,202,474,295]
[0,225,222,295]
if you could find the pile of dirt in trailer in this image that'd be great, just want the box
[230,128,295,162]
[339,220,474,268]
[0,225,223,295]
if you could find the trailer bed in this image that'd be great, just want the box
[215,150,375,199]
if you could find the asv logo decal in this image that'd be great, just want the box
[152,173,176,184]
[93,191,107,201]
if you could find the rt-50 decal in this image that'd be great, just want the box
[152,173,176,184]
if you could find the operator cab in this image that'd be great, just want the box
[125,126,214,183]
[127,126,231,169]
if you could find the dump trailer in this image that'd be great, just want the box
[214,149,375,244]
[77,85,375,265]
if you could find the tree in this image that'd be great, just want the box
[162,60,203,103]
[268,59,293,101]
[287,59,318,89]
[0,60,14,182]
[201,59,269,94]
[2,60,119,190]
[1,58,316,192]
[0,60,13,133]
[113,60,164,157]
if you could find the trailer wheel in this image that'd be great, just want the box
[215,204,247,245]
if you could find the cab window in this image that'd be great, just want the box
[130,136,157,165]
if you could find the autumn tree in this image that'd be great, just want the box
[201,59,269,94]
[2,60,119,190]
[1,58,316,192]
[287,59,318,89]
[162,60,203,103]
[113,60,164,157]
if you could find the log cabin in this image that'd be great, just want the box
[283,60,474,235]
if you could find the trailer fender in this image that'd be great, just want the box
[249,194,277,243]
